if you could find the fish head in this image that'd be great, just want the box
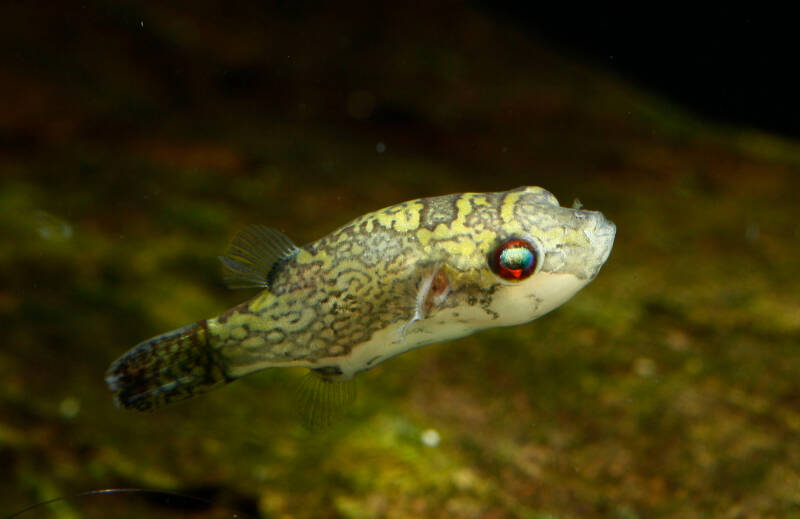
[424,186,616,332]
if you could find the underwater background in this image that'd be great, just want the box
[1,3,799,518]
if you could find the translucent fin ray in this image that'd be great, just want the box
[397,262,450,343]
[295,371,357,430]
[219,225,299,289]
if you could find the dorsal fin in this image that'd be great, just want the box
[219,225,299,289]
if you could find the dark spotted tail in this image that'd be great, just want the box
[105,320,232,411]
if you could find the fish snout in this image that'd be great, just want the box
[588,211,616,273]
[573,210,616,277]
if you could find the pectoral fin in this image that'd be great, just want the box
[397,262,451,342]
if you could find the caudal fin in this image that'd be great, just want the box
[105,320,232,411]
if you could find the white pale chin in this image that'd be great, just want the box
[333,271,587,378]
[489,271,588,326]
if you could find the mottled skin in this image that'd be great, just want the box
[106,186,616,411]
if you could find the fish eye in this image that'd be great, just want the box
[490,237,538,281]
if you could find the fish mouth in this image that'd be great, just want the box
[569,209,615,278]
[589,213,616,271]
[594,215,616,241]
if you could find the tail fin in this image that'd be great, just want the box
[105,320,233,411]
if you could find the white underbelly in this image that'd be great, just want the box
[317,271,587,378]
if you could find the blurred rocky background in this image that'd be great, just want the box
[1,3,798,518]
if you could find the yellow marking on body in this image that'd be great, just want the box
[242,336,266,349]
[231,327,248,340]
[472,228,498,245]
[248,293,276,314]
[416,228,433,246]
[500,191,523,224]
[455,196,473,221]
[445,196,476,237]
[327,231,350,248]
[226,305,280,332]
[333,262,371,289]
[295,248,323,265]
[433,223,454,239]
[416,196,497,252]
[288,308,317,331]
[375,201,423,231]
[437,235,476,259]
[471,195,491,207]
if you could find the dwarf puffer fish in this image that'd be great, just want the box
[106,186,615,425]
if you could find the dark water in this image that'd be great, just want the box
[2,3,799,518]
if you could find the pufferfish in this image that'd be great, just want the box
[106,186,616,427]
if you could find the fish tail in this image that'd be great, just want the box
[105,320,233,411]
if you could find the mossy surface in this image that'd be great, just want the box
[2,3,799,518]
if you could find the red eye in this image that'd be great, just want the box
[490,238,538,280]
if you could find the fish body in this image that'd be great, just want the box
[106,187,615,414]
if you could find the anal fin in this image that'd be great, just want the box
[295,370,357,430]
